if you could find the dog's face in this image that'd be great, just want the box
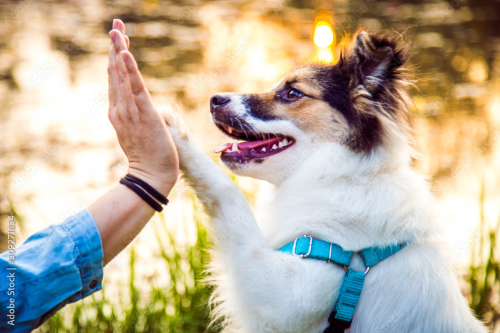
[211,31,410,183]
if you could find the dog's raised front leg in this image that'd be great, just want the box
[162,111,263,247]
[163,113,342,332]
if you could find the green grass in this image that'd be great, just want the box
[468,181,500,327]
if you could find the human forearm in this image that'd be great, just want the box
[88,180,172,266]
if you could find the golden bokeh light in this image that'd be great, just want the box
[313,22,334,48]
[468,58,488,83]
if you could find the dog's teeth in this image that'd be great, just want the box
[283,138,289,146]
[228,127,233,134]
[232,141,238,151]
[272,144,278,150]
[262,133,268,140]
[278,142,283,148]
[261,147,266,152]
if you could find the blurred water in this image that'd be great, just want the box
[0,0,500,287]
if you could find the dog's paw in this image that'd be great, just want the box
[156,103,208,172]
[157,103,190,143]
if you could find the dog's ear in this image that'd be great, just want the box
[334,31,411,154]
[347,30,408,94]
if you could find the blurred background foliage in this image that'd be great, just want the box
[0,0,499,331]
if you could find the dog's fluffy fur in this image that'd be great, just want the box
[162,31,487,332]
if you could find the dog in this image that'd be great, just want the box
[163,30,488,332]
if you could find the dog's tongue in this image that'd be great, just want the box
[214,137,280,153]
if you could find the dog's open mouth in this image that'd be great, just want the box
[213,122,294,163]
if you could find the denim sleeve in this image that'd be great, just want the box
[0,209,104,332]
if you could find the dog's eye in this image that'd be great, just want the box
[286,89,303,100]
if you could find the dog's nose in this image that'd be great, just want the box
[211,94,230,108]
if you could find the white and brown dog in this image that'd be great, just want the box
[163,31,487,332]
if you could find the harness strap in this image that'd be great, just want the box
[334,268,365,322]
[359,243,408,267]
[277,236,409,332]
[277,236,353,266]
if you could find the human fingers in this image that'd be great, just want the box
[109,29,128,56]
[116,49,139,120]
[107,43,120,121]
[112,19,130,49]
[120,51,154,110]
[112,19,126,35]
[108,28,129,121]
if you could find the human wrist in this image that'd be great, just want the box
[126,167,177,198]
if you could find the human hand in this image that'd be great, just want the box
[108,19,179,196]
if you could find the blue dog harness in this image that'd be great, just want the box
[278,235,409,333]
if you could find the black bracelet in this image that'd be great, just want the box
[124,174,169,205]
[119,178,164,212]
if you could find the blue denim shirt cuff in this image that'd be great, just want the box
[63,209,104,303]
[0,208,105,332]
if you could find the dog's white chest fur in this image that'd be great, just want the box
[164,120,487,332]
